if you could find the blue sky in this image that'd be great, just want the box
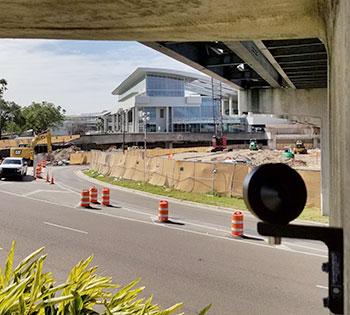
[0,39,199,115]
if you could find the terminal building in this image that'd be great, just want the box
[103,68,246,134]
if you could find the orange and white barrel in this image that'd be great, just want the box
[101,188,110,206]
[35,165,42,178]
[89,186,98,203]
[80,190,90,207]
[42,160,46,168]
[158,200,169,222]
[231,211,244,236]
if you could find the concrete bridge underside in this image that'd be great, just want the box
[0,1,349,314]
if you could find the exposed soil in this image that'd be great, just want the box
[169,149,321,170]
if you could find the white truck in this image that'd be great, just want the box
[0,157,28,180]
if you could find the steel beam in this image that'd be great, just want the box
[224,41,282,88]
[141,41,243,90]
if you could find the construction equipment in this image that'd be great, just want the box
[210,78,226,152]
[249,139,258,150]
[282,146,294,158]
[294,139,307,154]
[10,130,52,165]
[212,135,227,151]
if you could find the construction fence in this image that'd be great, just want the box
[90,150,321,208]
[70,152,91,165]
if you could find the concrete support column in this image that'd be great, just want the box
[238,90,247,115]
[111,114,116,132]
[124,111,128,133]
[166,107,169,132]
[320,117,330,217]
[327,1,350,312]
[132,108,136,133]
[165,141,173,149]
[221,99,225,116]
[229,97,233,116]
[116,114,120,132]
[103,117,108,133]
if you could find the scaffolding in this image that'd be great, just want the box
[211,77,224,136]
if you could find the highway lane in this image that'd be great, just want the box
[0,166,329,314]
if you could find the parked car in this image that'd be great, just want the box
[0,157,28,180]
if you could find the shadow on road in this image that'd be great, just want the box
[1,175,36,182]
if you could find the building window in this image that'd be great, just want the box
[146,75,184,97]
[160,108,164,118]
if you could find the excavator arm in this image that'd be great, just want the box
[30,130,52,152]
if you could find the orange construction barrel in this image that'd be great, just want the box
[101,188,110,206]
[89,186,98,203]
[80,190,90,207]
[42,160,46,168]
[35,166,41,179]
[158,200,169,222]
[231,211,244,237]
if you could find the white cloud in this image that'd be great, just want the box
[0,39,199,115]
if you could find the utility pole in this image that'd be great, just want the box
[8,112,14,138]
[142,111,150,183]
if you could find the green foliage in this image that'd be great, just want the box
[0,242,211,314]
[0,99,24,139]
[22,101,66,134]
[0,79,7,98]
[0,79,25,138]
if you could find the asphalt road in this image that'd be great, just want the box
[0,165,329,314]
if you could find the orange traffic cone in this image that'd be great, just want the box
[46,173,50,182]
[50,176,54,185]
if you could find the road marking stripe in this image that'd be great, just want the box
[43,222,88,234]
[316,285,328,290]
[55,182,81,195]
[282,241,327,252]
[23,189,71,196]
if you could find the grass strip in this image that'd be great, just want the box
[83,169,328,224]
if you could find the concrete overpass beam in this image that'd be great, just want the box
[239,88,327,118]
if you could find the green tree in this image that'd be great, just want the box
[0,79,26,139]
[5,102,26,136]
[96,120,104,133]
[0,79,8,139]
[22,101,66,134]
[0,78,7,97]
[0,79,24,139]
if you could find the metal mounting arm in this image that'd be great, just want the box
[258,222,344,314]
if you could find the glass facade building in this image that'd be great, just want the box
[109,68,242,134]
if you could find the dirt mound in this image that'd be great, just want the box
[170,148,321,170]
[47,145,81,164]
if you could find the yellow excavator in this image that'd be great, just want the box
[294,139,307,154]
[10,130,52,165]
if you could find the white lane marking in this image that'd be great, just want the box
[316,285,328,290]
[0,188,327,258]
[282,241,327,253]
[43,221,88,234]
[122,207,154,217]
[55,181,81,195]
[23,189,71,197]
